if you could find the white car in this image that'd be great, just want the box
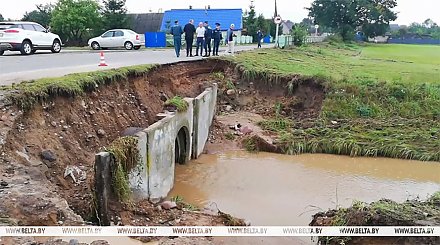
[0,21,62,55]
[88,29,145,50]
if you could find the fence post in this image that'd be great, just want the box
[94,152,113,226]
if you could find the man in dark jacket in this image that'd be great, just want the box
[212,23,222,56]
[183,19,196,57]
[203,21,212,57]
[257,29,263,48]
[170,20,183,57]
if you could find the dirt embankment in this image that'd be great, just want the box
[309,194,440,245]
[0,60,227,229]
[206,63,326,153]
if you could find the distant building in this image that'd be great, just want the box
[128,13,164,33]
[389,24,400,32]
[280,20,294,35]
[160,8,243,32]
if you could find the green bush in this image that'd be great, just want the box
[292,24,308,46]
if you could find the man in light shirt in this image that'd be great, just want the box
[226,24,236,55]
[195,22,205,57]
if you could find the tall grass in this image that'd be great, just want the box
[226,43,440,161]
[105,136,141,202]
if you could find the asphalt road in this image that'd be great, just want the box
[0,45,262,85]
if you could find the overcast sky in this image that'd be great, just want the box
[1,0,440,25]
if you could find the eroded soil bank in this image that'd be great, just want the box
[0,60,240,245]
[0,58,438,245]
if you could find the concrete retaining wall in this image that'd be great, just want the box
[143,98,194,201]
[193,84,218,158]
[95,84,217,206]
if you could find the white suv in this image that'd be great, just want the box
[0,21,62,55]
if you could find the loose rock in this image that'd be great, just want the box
[40,150,57,162]
[68,239,78,245]
[91,241,110,245]
[97,129,106,137]
[160,201,177,210]
[239,126,253,135]
[0,180,8,187]
[226,89,236,95]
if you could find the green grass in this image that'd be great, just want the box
[170,195,199,211]
[228,43,440,84]
[230,43,440,161]
[224,132,236,141]
[105,136,141,202]
[164,96,189,112]
[277,119,440,161]
[3,64,156,110]
[314,191,440,244]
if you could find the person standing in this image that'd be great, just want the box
[212,23,222,56]
[226,24,236,54]
[195,22,205,57]
[170,20,183,57]
[183,19,196,57]
[257,29,263,48]
[203,21,213,57]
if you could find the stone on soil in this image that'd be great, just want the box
[160,201,177,210]
[226,89,236,95]
[40,150,57,162]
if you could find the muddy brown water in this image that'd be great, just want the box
[169,151,440,226]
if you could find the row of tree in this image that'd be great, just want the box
[242,2,281,42]
[242,0,400,43]
[308,0,398,41]
[2,0,130,46]
[393,19,440,39]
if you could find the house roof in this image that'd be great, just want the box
[281,20,294,30]
[160,9,243,31]
[128,13,164,33]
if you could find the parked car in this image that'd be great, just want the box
[88,29,145,50]
[0,21,62,55]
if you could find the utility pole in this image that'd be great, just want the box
[274,16,281,48]
[273,0,281,48]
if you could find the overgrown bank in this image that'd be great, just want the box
[219,43,440,161]
[310,192,440,244]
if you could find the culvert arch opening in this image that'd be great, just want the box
[175,126,190,164]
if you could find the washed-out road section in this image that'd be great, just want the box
[0,45,261,85]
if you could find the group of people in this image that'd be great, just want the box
[170,19,236,58]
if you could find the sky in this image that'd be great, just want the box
[1,0,440,25]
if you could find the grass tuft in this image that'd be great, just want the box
[4,64,156,111]
[164,96,189,112]
[170,195,199,211]
[105,136,141,202]
[225,132,236,141]
[242,137,258,152]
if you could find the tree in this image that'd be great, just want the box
[22,4,53,28]
[255,14,269,35]
[51,0,101,45]
[292,23,308,46]
[308,0,397,41]
[0,13,4,22]
[101,0,129,30]
[423,18,435,28]
[243,1,258,40]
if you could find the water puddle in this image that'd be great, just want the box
[169,151,440,225]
